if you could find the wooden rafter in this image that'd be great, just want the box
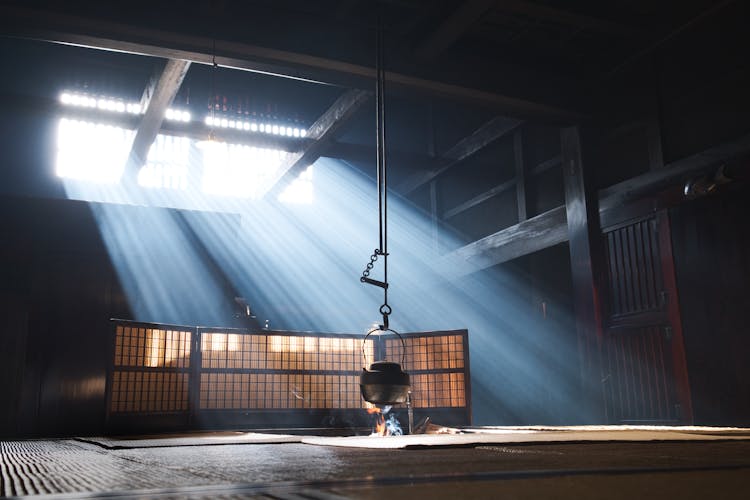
[414,0,496,61]
[124,59,190,182]
[261,89,371,199]
[396,116,521,195]
[441,131,750,278]
[0,4,581,121]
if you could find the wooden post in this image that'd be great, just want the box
[561,126,606,422]
[430,180,440,252]
[428,101,440,252]
[514,129,528,221]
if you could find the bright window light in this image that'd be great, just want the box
[278,165,314,204]
[199,140,290,199]
[165,108,191,122]
[56,118,134,183]
[57,112,312,204]
[199,117,307,137]
[138,135,190,190]
[61,91,136,114]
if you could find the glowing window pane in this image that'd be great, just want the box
[199,140,289,199]
[56,118,133,183]
[138,134,189,190]
[57,114,311,204]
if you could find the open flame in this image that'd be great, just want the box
[367,406,387,436]
[366,406,402,436]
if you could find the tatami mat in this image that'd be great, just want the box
[80,431,302,449]
[302,425,750,449]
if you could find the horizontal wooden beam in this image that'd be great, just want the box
[441,153,563,220]
[444,116,522,162]
[396,116,521,195]
[261,89,371,199]
[323,141,440,171]
[530,154,562,175]
[443,178,516,219]
[415,0,496,61]
[493,0,644,38]
[598,131,750,211]
[441,132,750,278]
[439,205,568,277]
[0,5,582,121]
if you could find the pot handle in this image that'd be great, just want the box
[362,327,406,367]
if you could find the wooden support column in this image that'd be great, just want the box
[427,101,440,252]
[514,129,528,221]
[429,180,440,252]
[561,126,606,421]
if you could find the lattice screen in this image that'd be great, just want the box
[385,333,468,408]
[107,322,470,427]
[199,331,373,410]
[110,325,192,413]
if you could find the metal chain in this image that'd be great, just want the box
[360,249,382,279]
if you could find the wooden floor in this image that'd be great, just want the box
[2,431,749,498]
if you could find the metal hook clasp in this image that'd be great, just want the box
[362,326,406,367]
[379,303,392,330]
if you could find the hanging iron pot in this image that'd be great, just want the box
[360,327,410,405]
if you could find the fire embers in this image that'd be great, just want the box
[366,406,403,436]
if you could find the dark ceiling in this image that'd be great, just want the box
[0,0,740,121]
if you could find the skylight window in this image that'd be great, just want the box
[60,91,141,115]
[56,118,133,183]
[55,116,313,205]
[199,140,289,199]
[205,115,306,138]
[138,135,190,190]
[164,108,191,122]
[60,91,191,122]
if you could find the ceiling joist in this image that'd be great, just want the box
[441,132,750,278]
[414,0,496,61]
[124,58,191,183]
[261,89,371,199]
[0,4,581,121]
[396,116,521,195]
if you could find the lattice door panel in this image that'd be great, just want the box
[601,211,692,423]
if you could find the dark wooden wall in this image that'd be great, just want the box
[669,188,750,426]
[0,197,125,437]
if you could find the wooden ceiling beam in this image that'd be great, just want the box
[441,131,750,278]
[0,4,581,121]
[396,116,521,195]
[414,0,496,61]
[261,89,371,199]
[493,0,643,38]
[124,58,190,183]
